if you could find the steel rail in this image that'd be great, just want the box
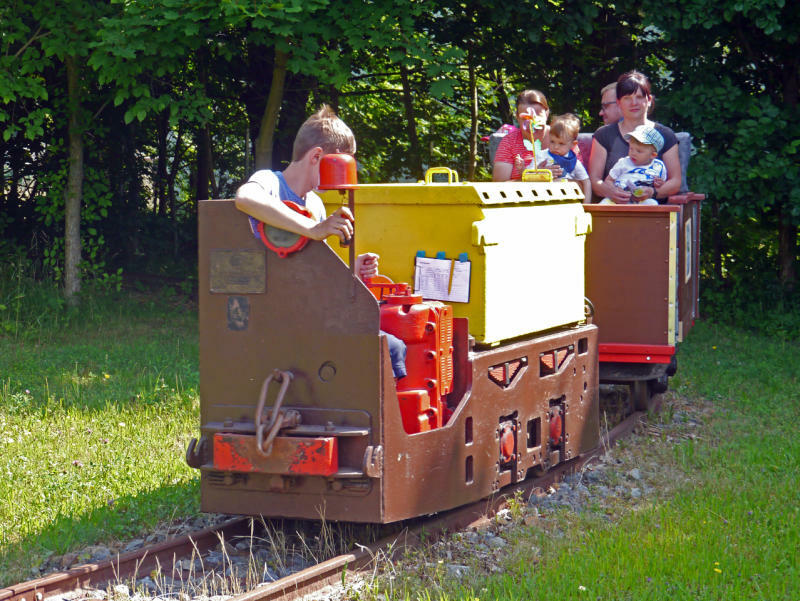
[2,402,653,601]
[0,518,252,601]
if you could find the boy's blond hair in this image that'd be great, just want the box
[549,113,581,141]
[292,105,356,161]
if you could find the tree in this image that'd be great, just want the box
[1,1,115,304]
[648,0,800,288]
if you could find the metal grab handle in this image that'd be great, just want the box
[257,413,285,457]
[424,167,459,184]
[254,369,293,456]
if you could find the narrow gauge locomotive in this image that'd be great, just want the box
[187,173,603,523]
[186,153,701,523]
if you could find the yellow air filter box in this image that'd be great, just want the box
[321,178,591,345]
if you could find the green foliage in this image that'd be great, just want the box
[31,155,118,287]
[338,53,497,182]
[646,0,800,291]
[1,0,797,306]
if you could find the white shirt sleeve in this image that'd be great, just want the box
[569,160,589,181]
[247,170,281,199]
[304,191,326,222]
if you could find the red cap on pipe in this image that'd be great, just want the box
[318,153,358,190]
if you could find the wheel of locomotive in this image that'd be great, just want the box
[666,355,678,377]
[650,373,669,395]
[531,461,550,477]
[631,380,651,411]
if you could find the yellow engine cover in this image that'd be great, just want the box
[322,179,591,345]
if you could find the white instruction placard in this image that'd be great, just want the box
[414,257,471,303]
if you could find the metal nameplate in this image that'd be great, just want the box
[210,249,266,294]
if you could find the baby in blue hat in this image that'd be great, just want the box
[599,124,667,205]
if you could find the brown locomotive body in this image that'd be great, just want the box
[189,199,600,523]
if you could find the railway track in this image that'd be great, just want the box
[2,396,653,601]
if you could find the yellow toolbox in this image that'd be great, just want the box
[321,177,591,345]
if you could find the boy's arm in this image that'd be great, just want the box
[235,180,354,242]
[569,162,592,203]
[537,152,563,178]
[652,160,667,189]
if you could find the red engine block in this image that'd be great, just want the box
[379,290,454,434]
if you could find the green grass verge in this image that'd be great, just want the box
[373,320,800,600]
[0,273,200,585]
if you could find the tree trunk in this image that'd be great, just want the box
[273,74,313,169]
[778,215,797,289]
[167,124,184,257]
[207,124,218,199]
[64,55,84,306]
[196,125,210,201]
[0,142,5,215]
[467,58,478,181]
[195,48,211,201]
[400,64,423,180]
[155,109,168,215]
[712,199,722,284]
[493,70,514,126]
[328,83,340,113]
[778,57,798,288]
[255,48,288,170]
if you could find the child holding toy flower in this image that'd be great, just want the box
[520,113,591,200]
[492,89,563,182]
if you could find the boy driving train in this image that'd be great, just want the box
[234,106,407,379]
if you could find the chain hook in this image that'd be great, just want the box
[254,369,294,456]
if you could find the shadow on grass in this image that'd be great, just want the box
[0,479,201,587]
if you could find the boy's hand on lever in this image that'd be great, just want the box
[310,206,354,242]
[355,253,380,281]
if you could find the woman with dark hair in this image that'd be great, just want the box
[588,71,681,203]
[493,89,560,182]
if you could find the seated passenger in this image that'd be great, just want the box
[235,105,406,379]
[519,113,591,201]
[598,124,666,206]
[599,82,623,126]
[589,70,681,204]
[492,89,563,182]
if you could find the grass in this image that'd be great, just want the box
[3,257,798,598]
[0,265,201,585]
[363,319,800,600]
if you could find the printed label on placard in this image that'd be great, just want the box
[414,257,471,303]
[210,249,266,294]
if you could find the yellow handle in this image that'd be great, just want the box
[521,169,553,183]
[424,167,460,184]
